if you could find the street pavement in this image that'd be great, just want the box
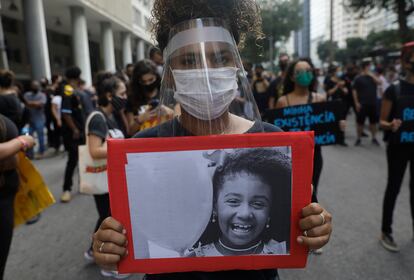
[4,119,414,280]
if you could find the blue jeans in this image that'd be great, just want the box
[28,119,46,156]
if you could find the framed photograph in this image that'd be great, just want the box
[107,131,314,274]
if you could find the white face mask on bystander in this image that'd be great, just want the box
[173,67,238,120]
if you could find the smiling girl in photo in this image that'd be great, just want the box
[189,148,291,257]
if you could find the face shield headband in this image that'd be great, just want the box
[163,22,241,121]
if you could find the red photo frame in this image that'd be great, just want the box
[108,131,314,274]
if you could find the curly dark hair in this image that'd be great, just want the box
[151,0,263,52]
[197,148,292,249]
[283,57,318,95]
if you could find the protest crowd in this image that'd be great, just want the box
[0,0,414,279]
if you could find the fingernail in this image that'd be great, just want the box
[126,250,129,256]
[297,237,303,244]
[122,229,127,234]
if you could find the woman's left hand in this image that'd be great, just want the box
[297,203,332,250]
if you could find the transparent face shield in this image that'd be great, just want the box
[157,18,263,136]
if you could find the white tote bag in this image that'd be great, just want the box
[78,111,109,195]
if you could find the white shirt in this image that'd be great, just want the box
[51,95,62,118]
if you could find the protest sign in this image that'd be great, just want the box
[264,101,343,146]
[107,132,314,274]
[394,96,414,144]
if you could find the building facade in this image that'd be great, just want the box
[0,0,154,84]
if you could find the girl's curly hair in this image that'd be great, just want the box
[151,0,264,52]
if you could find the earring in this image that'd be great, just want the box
[266,219,270,228]
[212,212,216,223]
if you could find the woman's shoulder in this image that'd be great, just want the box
[262,239,287,255]
[261,122,283,133]
[276,94,288,107]
[89,110,106,123]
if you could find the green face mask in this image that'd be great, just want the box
[295,71,314,87]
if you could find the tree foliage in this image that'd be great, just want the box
[241,0,303,63]
[317,41,338,64]
[347,0,414,43]
[318,29,401,65]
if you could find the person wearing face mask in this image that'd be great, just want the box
[60,66,86,203]
[0,70,23,129]
[23,80,47,159]
[352,61,382,146]
[126,60,173,136]
[268,54,290,110]
[276,58,326,209]
[82,76,129,278]
[324,64,349,146]
[92,1,332,279]
[379,42,414,252]
[252,64,270,116]
[149,47,165,77]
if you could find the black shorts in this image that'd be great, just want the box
[357,104,378,125]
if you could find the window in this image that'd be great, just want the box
[50,31,70,45]
[2,17,18,34]
[7,48,22,63]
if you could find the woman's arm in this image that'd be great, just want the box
[380,98,401,132]
[0,135,35,160]
[126,112,141,137]
[51,103,62,127]
[88,134,107,160]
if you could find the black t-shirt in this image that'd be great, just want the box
[341,73,356,102]
[383,79,414,142]
[324,76,346,101]
[0,94,23,128]
[61,84,86,139]
[0,114,20,197]
[353,75,377,105]
[135,118,281,280]
[88,110,125,140]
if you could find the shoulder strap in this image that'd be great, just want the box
[84,110,107,144]
[285,95,290,106]
[308,92,313,104]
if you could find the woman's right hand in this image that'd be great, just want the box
[390,119,402,132]
[93,217,128,271]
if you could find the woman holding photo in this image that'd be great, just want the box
[93,0,332,279]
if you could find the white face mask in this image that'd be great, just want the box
[172,67,238,120]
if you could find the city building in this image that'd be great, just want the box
[0,0,154,84]
[310,0,330,67]
[310,0,414,66]
[294,0,311,58]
